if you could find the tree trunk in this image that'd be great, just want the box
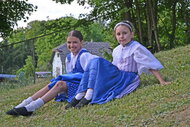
[146,0,153,48]
[170,1,177,48]
[124,0,133,21]
[135,0,143,43]
[146,0,161,51]
[181,1,190,44]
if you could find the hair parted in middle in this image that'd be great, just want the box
[68,30,83,41]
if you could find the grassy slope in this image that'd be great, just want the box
[0,45,190,127]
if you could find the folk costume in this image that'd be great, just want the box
[49,48,98,102]
[76,40,163,104]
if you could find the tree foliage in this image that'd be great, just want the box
[53,0,190,51]
[1,0,190,76]
[34,17,109,70]
[0,0,37,37]
[0,17,108,74]
[16,55,35,82]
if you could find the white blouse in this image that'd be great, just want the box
[65,48,99,73]
[112,41,163,75]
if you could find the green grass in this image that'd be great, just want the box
[1,45,190,127]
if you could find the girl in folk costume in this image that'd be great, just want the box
[6,30,98,116]
[66,21,170,109]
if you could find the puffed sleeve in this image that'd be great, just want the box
[134,45,163,74]
[112,45,121,66]
[80,53,99,71]
[65,57,71,73]
[112,49,117,66]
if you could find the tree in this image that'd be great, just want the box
[179,0,190,45]
[0,0,37,37]
[34,16,108,71]
[146,0,161,51]
[52,0,190,52]
[0,28,35,74]
[16,55,35,83]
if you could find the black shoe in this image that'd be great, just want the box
[65,98,80,110]
[14,107,33,116]
[75,98,91,109]
[6,108,19,116]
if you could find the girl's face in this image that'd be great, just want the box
[67,36,82,56]
[115,25,134,46]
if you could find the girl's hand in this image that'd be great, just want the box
[149,69,171,85]
[160,81,171,85]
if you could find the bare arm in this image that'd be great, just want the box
[149,69,170,85]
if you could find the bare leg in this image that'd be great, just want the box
[41,81,67,103]
[6,81,68,116]
[13,83,51,108]
[31,84,50,100]
[21,81,67,113]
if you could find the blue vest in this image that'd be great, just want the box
[66,49,88,73]
[48,49,89,102]
[48,49,88,89]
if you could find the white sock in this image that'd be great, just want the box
[25,98,44,112]
[84,89,93,100]
[15,97,33,108]
[75,92,85,100]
